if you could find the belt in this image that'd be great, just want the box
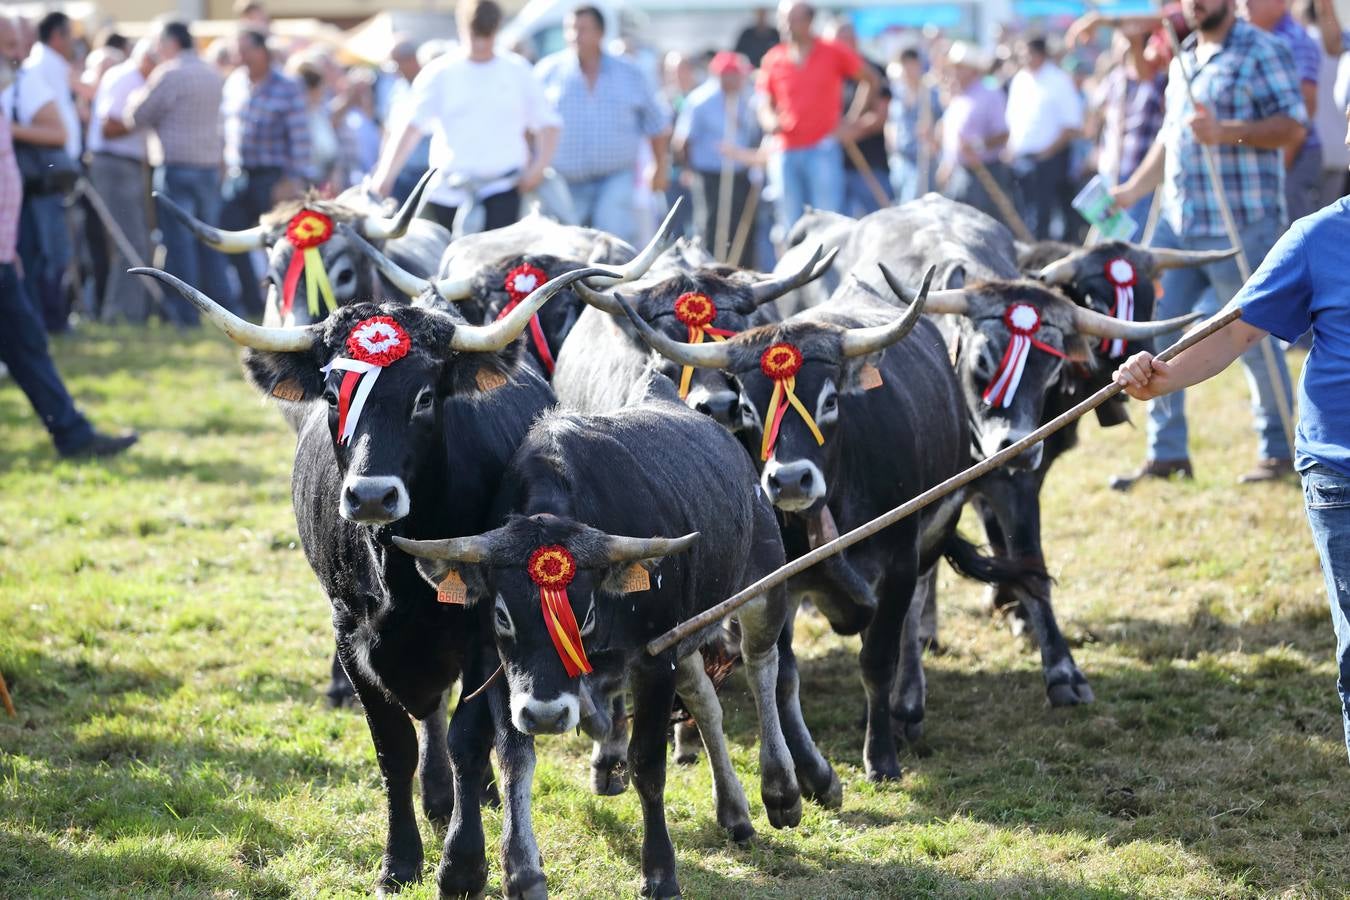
[93,150,146,166]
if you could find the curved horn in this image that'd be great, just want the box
[130,268,315,351]
[1071,304,1203,340]
[570,276,625,316]
[914,286,970,316]
[747,245,839,305]
[449,266,619,352]
[843,263,933,358]
[392,533,492,564]
[585,196,684,288]
[1149,246,1239,270]
[1037,254,1076,285]
[613,292,736,369]
[604,531,700,563]
[430,271,476,301]
[360,168,436,240]
[340,224,433,298]
[153,191,267,253]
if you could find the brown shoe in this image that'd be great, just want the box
[1109,458,1194,492]
[1237,458,1293,484]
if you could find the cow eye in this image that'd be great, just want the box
[335,268,355,286]
[412,387,436,417]
[822,393,837,412]
[493,596,514,638]
[323,386,339,407]
[580,596,596,636]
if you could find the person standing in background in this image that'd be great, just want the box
[89,39,156,323]
[889,47,941,204]
[663,51,699,238]
[937,41,1012,224]
[378,38,432,204]
[219,27,309,319]
[1004,36,1084,240]
[124,20,230,326]
[1093,27,1167,227]
[535,5,669,244]
[825,18,893,216]
[1298,0,1349,202]
[734,8,779,69]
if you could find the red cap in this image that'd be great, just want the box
[709,51,752,75]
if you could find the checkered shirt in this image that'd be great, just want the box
[1272,12,1323,149]
[125,52,224,168]
[0,112,21,264]
[222,66,311,179]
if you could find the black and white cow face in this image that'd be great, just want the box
[261,213,380,327]
[394,515,697,735]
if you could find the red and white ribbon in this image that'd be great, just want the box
[1102,258,1136,358]
[498,262,555,373]
[982,302,1066,409]
[322,316,411,446]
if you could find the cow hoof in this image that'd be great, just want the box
[641,873,681,898]
[865,758,903,783]
[763,792,803,829]
[1047,679,1095,708]
[376,857,423,896]
[817,602,875,637]
[726,820,756,845]
[436,856,488,900]
[326,686,356,709]
[800,767,842,810]
[427,813,451,838]
[504,871,548,900]
[674,749,700,766]
[591,762,628,796]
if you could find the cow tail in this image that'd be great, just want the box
[941,533,1048,593]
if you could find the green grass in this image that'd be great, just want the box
[2,326,1346,899]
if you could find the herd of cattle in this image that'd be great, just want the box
[138,177,1230,898]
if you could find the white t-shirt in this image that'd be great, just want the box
[409,50,561,207]
[23,43,80,160]
[1,74,57,127]
[87,58,147,159]
[1006,62,1084,158]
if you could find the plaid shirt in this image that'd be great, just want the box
[222,66,310,180]
[1096,68,1165,185]
[1162,19,1308,238]
[1272,13,1323,150]
[0,111,21,264]
[125,52,224,168]
[535,51,670,182]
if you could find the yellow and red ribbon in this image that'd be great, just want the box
[758,342,825,462]
[673,292,738,398]
[527,545,592,677]
[499,262,555,373]
[282,210,339,319]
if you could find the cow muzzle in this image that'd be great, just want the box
[687,387,740,429]
[512,691,580,735]
[761,458,827,512]
[340,475,411,525]
[981,431,1044,472]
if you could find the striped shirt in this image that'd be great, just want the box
[125,52,224,168]
[1272,12,1323,150]
[222,66,310,179]
[1161,20,1307,238]
[1096,68,1165,185]
[535,51,669,181]
[0,112,21,264]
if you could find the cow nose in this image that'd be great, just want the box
[996,437,1043,472]
[693,391,738,426]
[520,703,571,734]
[762,459,824,509]
[340,476,410,524]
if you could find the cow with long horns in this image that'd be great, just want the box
[353,203,683,376]
[618,266,1044,781]
[792,195,1206,724]
[156,170,449,327]
[132,263,608,896]
[396,371,837,898]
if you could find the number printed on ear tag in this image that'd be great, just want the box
[620,564,651,593]
[271,378,306,401]
[437,570,468,605]
[860,364,884,391]
[476,367,509,392]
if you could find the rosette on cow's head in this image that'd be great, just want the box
[527,545,592,677]
[322,315,413,445]
[497,262,557,373]
[672,292,738,398]
[758,341,824,461]
[282,210,339,319]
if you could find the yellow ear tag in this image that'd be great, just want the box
[271,378,306,402]
[620,564,651,593]
[475,368,509,392]
[437,570,468,606]
[860,363,884,391]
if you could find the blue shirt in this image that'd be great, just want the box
[889,79,941,162]
[1233,197,1350,476]
[1272,12,1323,150]
[672,80,760,175]
[1162,20,1307,238]
[535,51,670,182]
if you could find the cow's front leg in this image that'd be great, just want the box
[338,643,423,893]
[418,697,453,833]
[629,664,680,898]
[591,692,629,796]
[859,550,917,781]
[437,668,493,900]
[891,568,936,743]
[774,606,840,809]
[735,591,803,828]
[491,687,546,900]
[674,652,753,843]
[327,647,357,707]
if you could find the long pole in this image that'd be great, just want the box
[1162,21,1297,457]
[76,178,167,313]
[727,177,761,268]
[916,75,935,196]
[714,97,737,263]
[839,134,893,210]
[968,157,1035,243]
[646,306,1243,657]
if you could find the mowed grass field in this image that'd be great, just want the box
[2,326,1346,900]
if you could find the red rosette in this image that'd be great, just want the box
[674,292,717,329]
[504,263,549,304]
[760,342,804,380]
[1104,257,1136,288]
[286,209,334,250]
[346,316,412,367]
[1003,302,1043,337]
[527,545,577,590]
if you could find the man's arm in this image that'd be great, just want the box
[844,61,882,124]
[1189,104,1306,150]
[648,131,671,192]
[370,117,426,198]
[1113,318,1268,400]
[1111,133,1165,207]
[1317,0,1344,56]
[123,68,170,130]
[520,125,559,193]
[12,99,66,147]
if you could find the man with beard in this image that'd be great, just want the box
[1110,0,1308,488]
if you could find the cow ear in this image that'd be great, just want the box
[839,351,885,395]
[241,346,327,403]
[1064,333,1096,367]
[598,558,659,596]
[408,557,490,608]
[442,348,520,396]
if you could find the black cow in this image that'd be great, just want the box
[356,203,683,376]
[617,268,1042,780]
[798,196,1199,713]
[156,170,449,326]
[395,375,836,898]
[134,263,609,897]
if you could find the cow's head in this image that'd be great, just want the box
[571,245,837,430]
[894,268,1200,470]
[154,170,436,326]
[619,265,933,513]
[133,264,609,527]
[393,514,698,734]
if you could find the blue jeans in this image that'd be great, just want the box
[0,262,93,454]
[1146,216,1293,462]
[221,166,285,319]
[771,136,845,234]
[844,165,894,217]
[1302,464,1350,762]
[891,154,938,204]
[17,192,73,332]
[565,169,636,246]
[154,164,233,325]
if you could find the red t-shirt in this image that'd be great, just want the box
[758,38,863,149]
